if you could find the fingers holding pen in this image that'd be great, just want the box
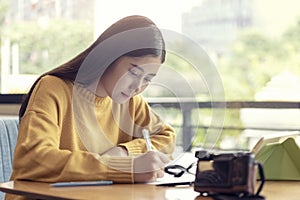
[133,129,170,182]
[133,151,170,183]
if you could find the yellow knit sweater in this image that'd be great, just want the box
[6,75,175,200]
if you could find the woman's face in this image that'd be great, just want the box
[97,55,161,104]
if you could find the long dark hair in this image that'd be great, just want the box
[19,15,166,119]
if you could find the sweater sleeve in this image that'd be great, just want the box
[118,95,176,157]
[12,76,134,183]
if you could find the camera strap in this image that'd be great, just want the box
[212,194,265,200]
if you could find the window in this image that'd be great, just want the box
[1,0,300,100]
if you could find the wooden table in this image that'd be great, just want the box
[0,180,300,200]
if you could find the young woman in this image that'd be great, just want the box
[7,15,175,200]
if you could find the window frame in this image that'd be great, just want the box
[0,94,23,104]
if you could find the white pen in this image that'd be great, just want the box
[142,129,152,151]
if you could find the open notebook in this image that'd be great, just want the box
[148,152,197,186]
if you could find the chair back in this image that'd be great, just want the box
[0,118,19,200]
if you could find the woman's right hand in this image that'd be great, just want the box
[133,151,170,183]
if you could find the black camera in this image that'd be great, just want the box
[194,150,265,196]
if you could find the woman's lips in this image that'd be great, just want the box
[121,92,130,98]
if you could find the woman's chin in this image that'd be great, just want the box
[112,94,130,104]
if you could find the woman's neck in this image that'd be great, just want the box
[86,80,108,98]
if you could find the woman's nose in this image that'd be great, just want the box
[129,78,143,91]
[129,78,146,94]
